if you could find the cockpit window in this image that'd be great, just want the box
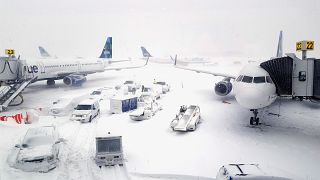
[236,75,243,82]
[253,76,265,83]
[266,76,273,84]
[242,76,253,83]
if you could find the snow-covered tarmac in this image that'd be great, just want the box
[0,62,320,180]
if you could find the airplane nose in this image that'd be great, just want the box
[235,87,272,109]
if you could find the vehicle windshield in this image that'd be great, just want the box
[124,81,134,84]
[76,105,92,110]
[143,87,152,92]
[22,136,54,148]
[156,82,165,85]
[91,91,101,95]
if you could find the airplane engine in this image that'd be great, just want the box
[63,74,87,86]
[214,80,232,96]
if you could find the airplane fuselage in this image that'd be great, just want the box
[21,57,105,81]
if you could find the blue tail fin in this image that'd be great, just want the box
[141,46,152,58]
[99,37,112,58]
[38,46,51,57]
[276,31,283,58]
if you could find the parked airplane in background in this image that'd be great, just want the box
[141,46,210,64]
[174,31,284,125]
[1,37,148,87]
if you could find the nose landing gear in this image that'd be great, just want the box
[250,109,260,125]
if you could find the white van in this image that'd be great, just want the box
[70,98,100,123]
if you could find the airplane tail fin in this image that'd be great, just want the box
[99,37,112,59]
[141,46,152,58]
[276,30,283,58]
[38,46,51,58]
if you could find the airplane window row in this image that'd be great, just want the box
[44,63,101,68]
[236,75,273,84]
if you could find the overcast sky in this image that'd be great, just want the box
[0,0,319,60]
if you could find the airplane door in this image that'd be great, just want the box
[76,61,81,72]
[39,62,45,74]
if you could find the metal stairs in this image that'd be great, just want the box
[0,76,37,112]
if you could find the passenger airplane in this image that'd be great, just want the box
[0,37,148,87]
[174,31,284,125]
[141,46,210,64]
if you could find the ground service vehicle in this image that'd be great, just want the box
[70,98,100,122]
[95,135,124,167]
[171,105,201,131]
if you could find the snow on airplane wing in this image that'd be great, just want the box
[104,58,149,71]
[174,65,237,79]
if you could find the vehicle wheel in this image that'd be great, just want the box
[47,79,55,86]
[89,116,92,122]
[99,166,102,168]
[250,117,254,125]
[255,118,260,125]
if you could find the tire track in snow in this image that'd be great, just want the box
[56,119,97,180]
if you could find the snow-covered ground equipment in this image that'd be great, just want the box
[171,105,201,131]
[7,126,63,172]
[95,134,124,167]
[129,101,162,121]
[154,81,170,94]
[216,164,292,180]
[110,94,138,114]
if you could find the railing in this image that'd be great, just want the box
[0,86,10,98]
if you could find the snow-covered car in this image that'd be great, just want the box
[49,97,78,116]
[49,94,89,116]
[129,101,162,121]
[216,164,292,180]
[171,105,201,131]
[123,80,141,90]
[90,87,113,101]
[70,98,100,122]
[8,126,63,172]
[141,85,161,100]
[154,81,170,94]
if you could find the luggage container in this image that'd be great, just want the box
[95,135,124,167]
[110,94,138,114]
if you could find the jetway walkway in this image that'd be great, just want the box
[0,77,37,112]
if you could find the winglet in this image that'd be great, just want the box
[276,30,283,58]
[38,46,51,58]
[171,55,178,66]
[144,57,149,66]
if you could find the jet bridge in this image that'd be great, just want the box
[260,40,320,101]
[0,53,36,112]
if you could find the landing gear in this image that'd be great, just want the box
[249,109,260,125]
[47,79,55,86]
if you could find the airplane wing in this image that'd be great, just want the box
[104,58,149,71]
[175,65,237,79]
[173,57,237,79]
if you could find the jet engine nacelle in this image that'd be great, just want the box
[63,74,87,86]
[214,80,232,96]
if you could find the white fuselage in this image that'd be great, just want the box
[232,64,277,110]
[21,57,105,81]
